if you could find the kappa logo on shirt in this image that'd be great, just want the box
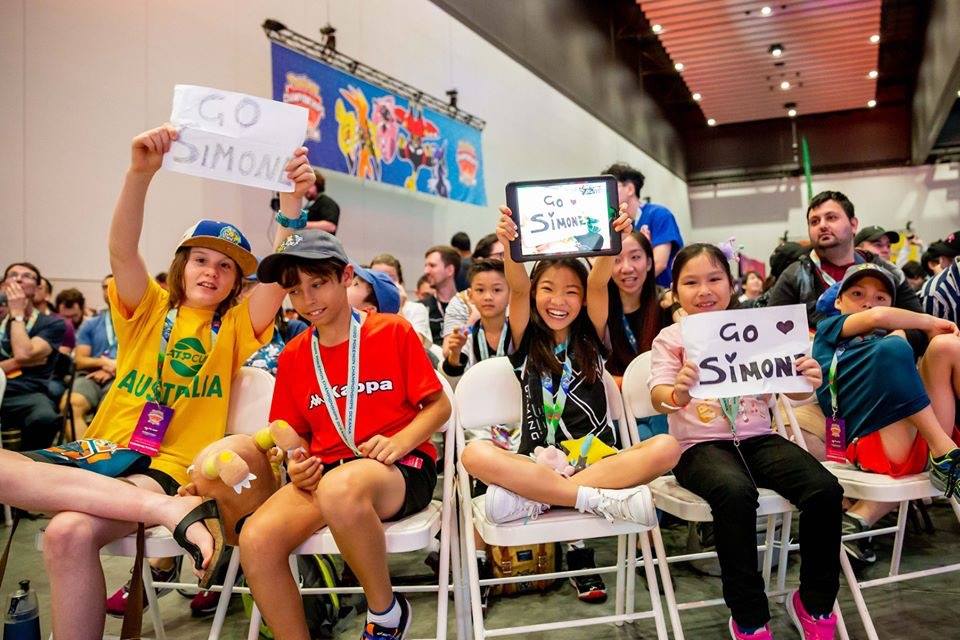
[307,379,395,410]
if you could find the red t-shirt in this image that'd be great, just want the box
[819,259,852,285]
[270,312,440,463]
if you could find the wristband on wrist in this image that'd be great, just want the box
[275,208,308,230]
[671,388,683,407]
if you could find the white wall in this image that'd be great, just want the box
[687,163,960,268]
[0,0,689,307]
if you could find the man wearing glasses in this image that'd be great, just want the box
[1,262,67,450]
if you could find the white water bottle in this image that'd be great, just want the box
[3,579,41,640]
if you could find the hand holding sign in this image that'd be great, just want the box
[162,85,308,192]
[681,304,814,399]
[130,124,179,176]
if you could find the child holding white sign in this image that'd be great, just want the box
[461,205,679,525]
[649,243,842,640]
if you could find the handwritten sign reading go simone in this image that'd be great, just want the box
[162,85,308,192]
[681,304,813,399]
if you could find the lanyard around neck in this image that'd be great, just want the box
[621,312,639,353]
[477,322,508,361]
[103,309,117,352]
[152,307,221,406]
[827,345,846,419]
[0,309,40,358]
[541,340,573,446]
[311,310,363,457]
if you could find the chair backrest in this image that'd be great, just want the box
[435,372,454,433]
[621,351,658,423]
[454,356,522,430]
[227,366,276,436]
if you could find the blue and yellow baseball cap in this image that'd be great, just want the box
[177,220,257,276]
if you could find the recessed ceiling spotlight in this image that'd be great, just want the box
[867,99,877,108]
[675,62,684,71]
[707,118,717,126]
[868,70,878,79]
[652,24,663,34]
[780,80,791,90]
[692,92,702,102]
[787,108,797,118]
[760,6,773,16]
[870,34,880,44]
[769,43,784,58]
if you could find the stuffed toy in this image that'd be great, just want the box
[180,419,304,545]
[533,445,575,477]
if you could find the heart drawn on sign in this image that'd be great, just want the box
[570,198,577,205]
[725,352,737,363]
[776,321,794,335]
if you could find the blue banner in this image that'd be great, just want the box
[271,42,486,206]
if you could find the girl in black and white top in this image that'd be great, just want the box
[460,205,679,526]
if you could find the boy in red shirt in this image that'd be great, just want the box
[239,230,451,640]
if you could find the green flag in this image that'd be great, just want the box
[801,136,813,201]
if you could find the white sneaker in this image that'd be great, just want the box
[484,485,549,524]
[587,486,656,526]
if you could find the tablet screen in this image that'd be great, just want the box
[513,179,614,257]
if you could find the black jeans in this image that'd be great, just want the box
[1,391,61,451]
[673,434,842,629]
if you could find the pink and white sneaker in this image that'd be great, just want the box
[786,590,838,640]
[728,617,773,639]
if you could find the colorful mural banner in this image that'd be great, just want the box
[270,42,486,205]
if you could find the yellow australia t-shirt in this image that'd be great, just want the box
[85,279,271,485]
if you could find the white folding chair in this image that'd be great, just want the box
[455,356,668,640]
[781,395,960,640]
[242,374,462,640]
[35,365,276,640]
[621,352,848,640]
[0,370,12,526]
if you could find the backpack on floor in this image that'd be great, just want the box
[241,554,354,639]
[488,543,562,596]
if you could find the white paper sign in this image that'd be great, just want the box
[162,84,308,192]
[515,181,611,254]
[680,304,813,399]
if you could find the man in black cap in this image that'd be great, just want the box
[854,225,900,263]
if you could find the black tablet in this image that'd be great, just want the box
[505,175,621,262]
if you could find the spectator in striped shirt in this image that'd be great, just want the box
[921,232,960,324]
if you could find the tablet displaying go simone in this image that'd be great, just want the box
[505,175,621,262]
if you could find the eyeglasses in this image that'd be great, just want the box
[5,271,38,282]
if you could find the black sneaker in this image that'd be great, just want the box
[362,594,412,639]
[566,547,607,603]
[477,557,493,614]
[841,513,877,564]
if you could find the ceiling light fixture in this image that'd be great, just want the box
[870,34,880,44]
[692,92,702,102]
[868,70,878,79]
[707,118,717,126]
[769,43,784,58]
[780,80,791,90]
[652,24,663,34]
[787,108,797,118]
[867,99,877,108]
[760,6,773,16]
[784,102,797,118]
[674,62,684,71]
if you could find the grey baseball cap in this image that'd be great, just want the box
[256,230,350,284]
[837,263,897,301]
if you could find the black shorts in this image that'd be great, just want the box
[327,449,437,521]
[25,439,181,497]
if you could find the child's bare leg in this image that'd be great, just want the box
[903,406,956,457]
[240,483,328,640]
[920,335,960,434]
[846,500,896,526]
[571,434,680,488]
[0,449,211,561]
[316,460,407,612]
[461,434,679,506]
